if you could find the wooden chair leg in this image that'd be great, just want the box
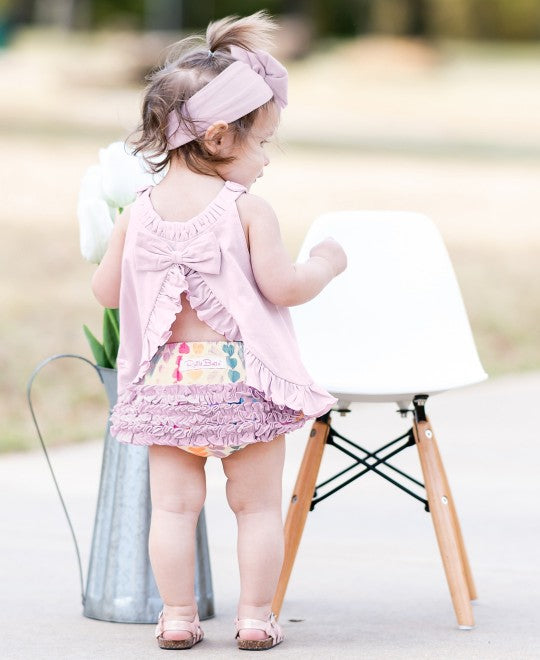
[412,410,476,629]
[430,432,477,601]
[272,416,331,618]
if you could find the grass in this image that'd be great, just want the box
[451,245,540,376]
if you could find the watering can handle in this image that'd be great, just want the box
[26,353,105,607]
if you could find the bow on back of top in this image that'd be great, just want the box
[135,231,222,275]
[166,46,288,150]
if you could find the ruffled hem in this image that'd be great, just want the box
[243,346,337,418]
[133,266,240,386]
[185,271,240,339]
[110,381,310,447]
[134,265,184,384]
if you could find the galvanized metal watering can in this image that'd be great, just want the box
[26,353,215,624]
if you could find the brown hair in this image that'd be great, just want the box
[126,10,279,176]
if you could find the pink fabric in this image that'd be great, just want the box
[166,48,288,150]
[228,46,288,108]
[110,381,309,447]
[135,230,221,274]
[110,339,310,450]
[111,180,338,432]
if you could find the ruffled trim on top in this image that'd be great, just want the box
[133,265,182,385]
[138,180,247,241]
[184,270,240,340]
[244,346,337,418]
[133,265,240,386]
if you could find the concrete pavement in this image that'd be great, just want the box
[1,372,539,659]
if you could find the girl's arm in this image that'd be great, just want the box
[238,194,346,307]
[91,207,131,309]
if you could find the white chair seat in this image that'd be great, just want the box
[291,211,488,405]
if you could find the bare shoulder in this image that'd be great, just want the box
[236,193,279,251]
[236,192,278,226]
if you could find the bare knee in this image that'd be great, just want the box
[225,479,281,517]
[225,477,247,516]
[153,489,206,517]
[223,438,285,516]
[149,445,207,517]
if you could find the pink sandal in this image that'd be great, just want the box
[155,609,204,650]
[234,611,284,650]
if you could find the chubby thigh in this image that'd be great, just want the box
[222,434,285,514]
[148,444,208,514]
[147,434,285,514]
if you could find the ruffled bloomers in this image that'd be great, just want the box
[109,381,309,448]
[109,339,313,451]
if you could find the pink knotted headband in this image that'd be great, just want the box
[165,46,288,150]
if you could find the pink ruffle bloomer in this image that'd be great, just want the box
[109,340,307,458]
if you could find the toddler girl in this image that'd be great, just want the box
[92,10,347,651]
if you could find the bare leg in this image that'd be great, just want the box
[222,435,286,641]
[148,445,207,641]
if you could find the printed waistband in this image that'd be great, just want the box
[144,339,246,386]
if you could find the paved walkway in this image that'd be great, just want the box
[2,372,539,658]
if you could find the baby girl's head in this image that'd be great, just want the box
[127,10,286,188]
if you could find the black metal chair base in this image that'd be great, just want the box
[310,395,433,512]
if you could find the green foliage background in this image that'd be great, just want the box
[4,0,540,40]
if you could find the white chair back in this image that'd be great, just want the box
[291,211,488,405]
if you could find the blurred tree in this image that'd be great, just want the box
[370,0,429,36]
[91,0,144,29]
[6,0,540,40]
[429,0,476,39]
[34,0,89,29]
[469,0,540,40]
[144,0,182,30]
[182,1,283,30]
[309,0,370,36]
[3,0,34,24]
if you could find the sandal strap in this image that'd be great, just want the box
[235,611,283,644]
[155,610,203,640]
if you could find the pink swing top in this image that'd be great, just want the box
[115,180,337,417]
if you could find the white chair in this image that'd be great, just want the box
[272,211,487,629]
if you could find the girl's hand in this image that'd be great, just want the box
[309,237,348,277]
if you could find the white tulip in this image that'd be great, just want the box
[78,141,168,263]
[78,198,115,264]
[99,141,165,208]
[78,164,105,205]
